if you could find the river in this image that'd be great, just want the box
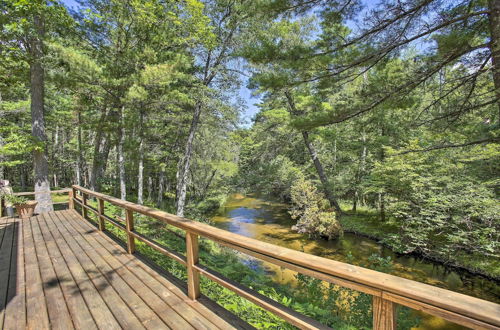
[211,193,500,330]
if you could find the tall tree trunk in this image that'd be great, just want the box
[30,13,52,213]
[157,169,165,208]
[379,127,386,222]
[489,0,500,119]
[284,91,342,215]
[147,176,152,201]
[137,110,144,204]
[301,131,342,214]
[200,169,217,201]
[118,106,126,200]
[0,141,4,181]
[333,139,337,172]
[76,110,83,186]
[90,109,109,192]
[176,103,202,217]
[20,165,26,191]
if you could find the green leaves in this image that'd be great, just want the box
[290,177,342,239]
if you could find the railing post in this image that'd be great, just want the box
[68,190,74,209]
[97,198,105,231]
[125,209,135,254]
[373,296,396,330]
[82,193,88,219]
[186,231,200,300]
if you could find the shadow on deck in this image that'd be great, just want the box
[0,210,252,329]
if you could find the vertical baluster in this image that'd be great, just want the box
[82,193,88,219]
[97,198,105,231]
[186,231,200,300]
[125,209,135,253]
[373,296,396,330]
[68,190,74,209]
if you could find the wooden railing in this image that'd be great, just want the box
[70,185,500,330]
[0,188,71,217]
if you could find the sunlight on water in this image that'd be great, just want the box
[212,194,500,330]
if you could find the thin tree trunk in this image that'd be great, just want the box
[200,169,217,200]
[354,132,367,211]
[90,108,108,191]
[301,131,342,214]
[157,169,165,208]
[176,103,202,217]
[380,127,386,222]
[30,13,52,213]
[118,106,126,200]
[489,0,500,120]
[284,91,342,214]
[333,139,337,172]
[20,165,26,191]
[137,110,144,204]
[147,176,152,201]
[53,125,59,187]
[76,110,83,186]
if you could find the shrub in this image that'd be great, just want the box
[290,178,343,239]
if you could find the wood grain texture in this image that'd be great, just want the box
[98,198,105,231]
[0,210,245,330]
[373,296,396,330]
[125,209,135,254]
[72,185,500,329]
[64,209,251,330]
[186,231,200,300]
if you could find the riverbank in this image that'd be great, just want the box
[339,210,500,281]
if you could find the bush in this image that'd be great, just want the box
[290,178,343,239]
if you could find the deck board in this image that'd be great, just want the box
[0,210,251,330]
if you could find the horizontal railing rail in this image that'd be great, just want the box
[70,185,500,330]
[0,188,71,217]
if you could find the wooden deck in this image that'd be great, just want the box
[0,209,251,330]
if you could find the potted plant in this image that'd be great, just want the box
[3,194,38,219]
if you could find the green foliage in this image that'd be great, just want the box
[83,198,418,329]
[2,194,28,205]
[371,142,500,260]
[290,178,342,239]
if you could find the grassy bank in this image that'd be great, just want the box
[339,206,500,280]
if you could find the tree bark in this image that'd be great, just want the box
[301,131,342,214]
[379,127,386,222]
[137,110,144,204]
[157,169,165,208]
[176,103,202,217]
[90,109,109,192]
[147,176,152,201]
[118,106,126,200]
[488,0,500,119]
[284,91,342,215]
[30,13,53,213]
[76,110,83,186]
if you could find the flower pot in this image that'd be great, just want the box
[15,201,38,219]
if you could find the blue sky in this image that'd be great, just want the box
[60,0,377,125]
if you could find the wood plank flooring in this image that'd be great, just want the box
[0,210,252,329]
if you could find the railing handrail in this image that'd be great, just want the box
[71,185,500,330]
[0,188,72,217]
[12,188,71,196]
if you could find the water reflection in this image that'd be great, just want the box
[211,194,500,329]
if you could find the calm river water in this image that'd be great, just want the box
[211,194,500,330]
